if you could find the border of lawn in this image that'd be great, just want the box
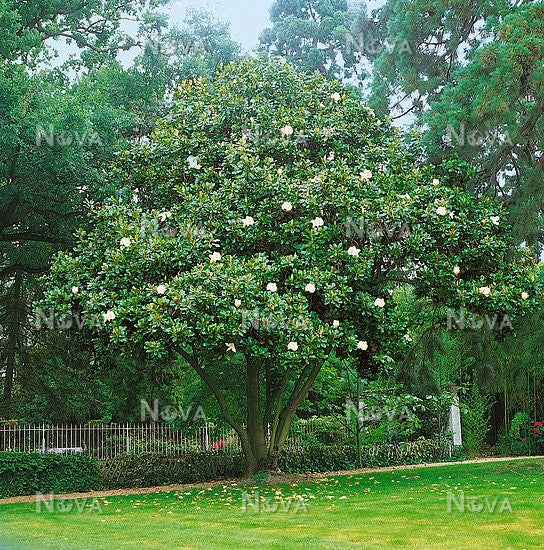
[0,454,540,505]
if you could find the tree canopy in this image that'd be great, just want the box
[42,57,539,471]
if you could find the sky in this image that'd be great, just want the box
[165,0,274,52]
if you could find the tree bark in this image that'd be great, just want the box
[246,358,269,473]
[2,272,22,414]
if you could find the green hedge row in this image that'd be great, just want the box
[279,440,461,474]
[0,440,459,496]
[100,451,244,489]
[0,452,101,498]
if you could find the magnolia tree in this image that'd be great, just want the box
[43,58,540,473]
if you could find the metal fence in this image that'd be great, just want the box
[0,421,452,460]
[0,423,242,459]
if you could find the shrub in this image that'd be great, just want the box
[532,420,544,453]
[279,437,459,474]
[290,416,348,447]
[99,437,458,488]
[495,412,533,456]
[100,451,244,489]
[460,384,492,454]
[0,452,101,498]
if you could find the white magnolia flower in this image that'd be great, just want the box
[432,178,440,186]
[436,206,447,217]
[159,211,172,222]
[287,341,299,351]
[102,310,116,322]
[305,283,316,294]
[521,291,529,300]
[333,320,340,328]
[311,217,325,228]
[327,151,335,161]
[120,237,131,248]
[331,92,341,102]
[187,155,201,169]
[242,216,255,227]
[453,266,461,276]
[404,334,413,343]
[347,246,361,257]
[281,201,293,212]
[357,340,369,351]
[359,169,373,181]
[226,343,237,353]
[156,284,166,295]
[209,251,222,263]
[132,193,139,203]
[449,211,455,219]
[267,282,278,292]
[281,125,294,137]
[479,286,491,297]
[491,215,500,226]
[374,297,385,308]
[234,299,242,307]
[71,286,79,295]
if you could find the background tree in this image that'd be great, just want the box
[0,2,240,417]
[260,0,374,86]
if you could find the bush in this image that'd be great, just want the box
[495,412,533,456]
[532,420,544,453]
[0,452,101,498]
[280,437,459,474]
[100,451,244,489]
[290,416,349,447]
[460,384,492,454]
[280,444,359,473]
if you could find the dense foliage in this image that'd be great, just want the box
[0,452,101,498]
[42,57,540,471]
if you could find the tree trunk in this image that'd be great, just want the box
[246,358,271,474]
[2,272,22,415]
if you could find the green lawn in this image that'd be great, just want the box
[1,458,543,549]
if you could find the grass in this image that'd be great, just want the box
[1,458,543,549]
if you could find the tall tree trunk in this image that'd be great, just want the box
[3,272,22,415]
[246,358,269,474]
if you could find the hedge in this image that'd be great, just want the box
[0,439,460,496]
[100,451,244,489]
[279,438,460,474]
[0,452,101,498]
